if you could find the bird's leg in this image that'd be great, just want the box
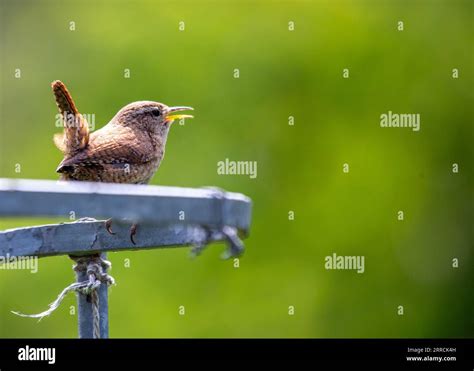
[130,223,138,245]
[105,218,115,235]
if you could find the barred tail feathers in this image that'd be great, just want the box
[51,80,89,154]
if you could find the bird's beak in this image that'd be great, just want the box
[165,106,194,122]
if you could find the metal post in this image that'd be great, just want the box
[75,253,109,339]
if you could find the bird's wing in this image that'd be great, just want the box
[52,80,90,155]
[57,125,156,172]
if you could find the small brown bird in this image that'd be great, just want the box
[52,80,193,241]
[52,80,193,183]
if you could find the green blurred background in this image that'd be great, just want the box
[0,0,472,338]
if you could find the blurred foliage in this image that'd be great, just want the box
[0,0,472,338]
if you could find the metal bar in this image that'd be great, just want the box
[0,178,252,232]
[0,179,252,338]
[75,253,109,339]
[1,220,219,258]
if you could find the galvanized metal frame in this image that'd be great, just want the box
[0,178,252,338]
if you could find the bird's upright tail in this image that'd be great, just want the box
[52,80,89,155]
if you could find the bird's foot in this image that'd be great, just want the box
[105,218,115,235]
[130,223,138,245]
[104,218,137,245]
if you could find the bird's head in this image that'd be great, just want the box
[113,101,193,136]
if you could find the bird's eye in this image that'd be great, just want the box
[151,108,161,117]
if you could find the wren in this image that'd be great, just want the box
[52,80,193,184]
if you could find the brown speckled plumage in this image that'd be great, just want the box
[52,80,193,184]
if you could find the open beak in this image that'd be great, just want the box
[165,106,194,122]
